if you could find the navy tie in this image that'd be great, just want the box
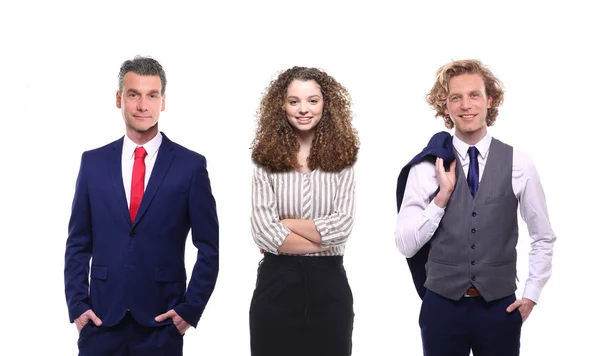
[467,146,479,198]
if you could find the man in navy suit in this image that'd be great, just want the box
[64,56,219,355]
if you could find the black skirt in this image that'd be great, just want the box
[249,253,354,356]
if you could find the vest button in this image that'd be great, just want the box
[472,212,477,217]
[471,276,477,281]
[471,261,476,265]
[471,244,476,249]
[471,228,477,233]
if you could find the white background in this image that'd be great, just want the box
[1,0,598,355]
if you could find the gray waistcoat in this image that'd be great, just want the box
[424,138,518,301]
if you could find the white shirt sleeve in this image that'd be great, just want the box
[512,150,557,303]
[395,160,446,258]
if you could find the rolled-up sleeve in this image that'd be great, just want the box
[251,166,291,254]
[314,166,355,247]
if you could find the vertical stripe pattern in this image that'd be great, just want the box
[251,165,356,256]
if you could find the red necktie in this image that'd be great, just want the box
[130,146,147,222]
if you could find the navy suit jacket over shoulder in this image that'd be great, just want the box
[396,131,454,300]
[64,133,219,328]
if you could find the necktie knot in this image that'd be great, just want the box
[468,146,479,160]
[134,146,147,160]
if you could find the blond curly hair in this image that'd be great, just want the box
[426,59,505,129]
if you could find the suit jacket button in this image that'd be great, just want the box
[129,230,135,238]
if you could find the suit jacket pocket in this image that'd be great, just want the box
[90,266,108,280]
[155,268,186,282]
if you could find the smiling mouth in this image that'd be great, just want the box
[460,114,477,119]
[296,117,312,124]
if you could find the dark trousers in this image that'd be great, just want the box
[77,311,183,356]
[420,290,522,356]
[250,253,354,356]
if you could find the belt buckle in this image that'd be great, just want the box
[464,287,479,298]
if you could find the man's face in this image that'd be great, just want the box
[445,73,492,142]
[116,72,165,137]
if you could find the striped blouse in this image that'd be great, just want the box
[251,165,356,256]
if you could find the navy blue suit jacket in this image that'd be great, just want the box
[396,131,455,300]
[64,133,219,328]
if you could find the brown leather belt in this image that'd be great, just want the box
[464,286,481,297]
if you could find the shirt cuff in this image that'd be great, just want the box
[268,225,292,255]
[424,201,445,223]
[522,283,542,304]
[313,217,329,239]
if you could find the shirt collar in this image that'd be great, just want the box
[452,132,492,160]
[123,132,163,159]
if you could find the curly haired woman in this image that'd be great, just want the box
[249,66,359,356]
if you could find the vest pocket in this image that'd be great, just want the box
[485,260,514,267]
[484,194,512,205]
[429,258,459,266]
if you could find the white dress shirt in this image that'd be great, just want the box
[395,133,556,303]
[122,132,163,207]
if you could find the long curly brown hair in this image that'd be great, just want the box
[251,67,359,172]
[426,59,505,129]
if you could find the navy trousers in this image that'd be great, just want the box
[420,290,522,356]
[77,311,183,356]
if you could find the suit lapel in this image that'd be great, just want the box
[132,133,176,227]
[109,137,133,227]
